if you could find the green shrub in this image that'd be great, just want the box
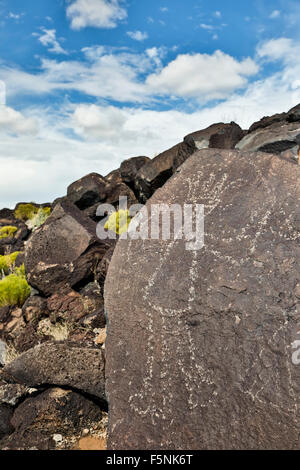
[0,273,30,307]
[0,226,17,240]
[104,210,131,235]
[26,207,51,231]
[14,203,39,221]
[0,252,21,275]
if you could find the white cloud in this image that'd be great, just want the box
[160,7,168,12]
[146,51,259,100]
[257,38,294,61]
[2,37,300,207]
[269,10,280,19]
[34,28,67,55]
[200,23,215,30]
[66,0,127,30]
[0,105,38,135]
[214,11,221,18]
[1,47,258,105]
[7,12,24,20]
[127,30,148,41]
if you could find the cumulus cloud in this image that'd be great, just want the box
[257,37,295,61]
[0,46,259,105]
[66,0,127,30]
[0,106,38,135]
[146,51,259,100]
[2,37,300,207]
[34,28,67,55]
[127,30,148,41]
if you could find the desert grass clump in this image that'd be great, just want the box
[14,203,39,221]
[0,272,30,307]
[26,207,51,231]
[0,226,17,240]
[104,210,131,235]
[0,252,21,275]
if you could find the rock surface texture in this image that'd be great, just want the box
[25,200,111,295]
[236,121,300,154]
[105,149,300,450]
[4,342,106,401]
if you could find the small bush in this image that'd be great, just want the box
[104,210,131,235]
[0,226,17,240]
[0,273,30,307]
[27,207,51,231]
[15,203,39,221]
[0,252,21,275]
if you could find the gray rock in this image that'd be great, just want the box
[4,342,106,401]
[0,340,6,366]
[105,149,300,450]
[0,384,33,406]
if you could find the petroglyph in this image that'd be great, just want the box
[105,149,300,450]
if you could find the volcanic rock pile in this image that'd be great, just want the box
[0,104,300,450]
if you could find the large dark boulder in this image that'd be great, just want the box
[105,149,300,450]
[236,121,300,154]
[134,142,194,203]
[104,169,138,207]
[66,173,107,210]
[0,387,106,450]
[25,200,111,295]
[120,156,151,190]
[184,122,244,151]
[83,170,138,221]
[4,342,106,401]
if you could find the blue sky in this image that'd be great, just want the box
[0,0,300,207]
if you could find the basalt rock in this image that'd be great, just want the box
[4,342,106,401]
[184,122,244,151]
[134,122,244,203]
[25,200,111,296]
[105,148,300,450]
[248,103,300,133]
[0,405,14,440]
[83,170,137,221]
[0,387,107,450]
[236,121,300,155]
[120,156,151,191]
[134,142,194,203]
[66,173,107,210]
